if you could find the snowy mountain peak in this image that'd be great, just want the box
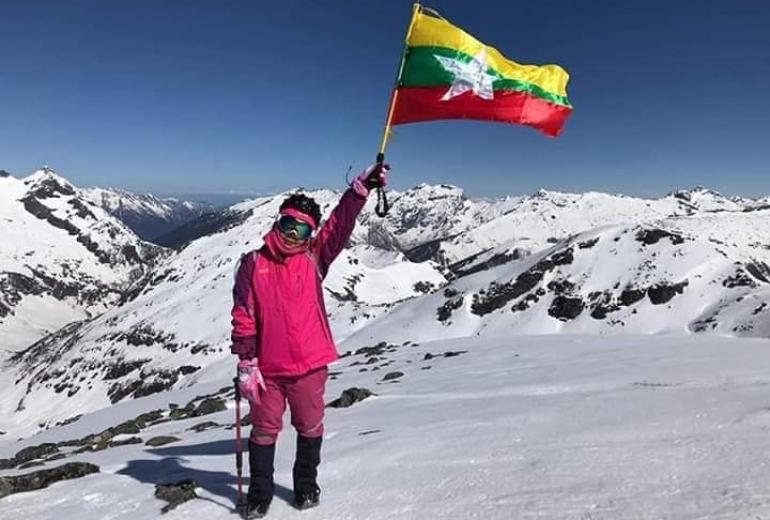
[24,166,71,185]
[0,169,164,352]
[666,186,742,212]
[406,183,465,199]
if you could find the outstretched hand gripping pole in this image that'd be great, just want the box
[374,3,421,217]
[372,153,390,217]
[233,375,247,518]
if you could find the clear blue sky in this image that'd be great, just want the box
[1,0,768,198]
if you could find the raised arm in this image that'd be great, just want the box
[312,163,390,277]
[230,252,257,359]
[313,188,367,277]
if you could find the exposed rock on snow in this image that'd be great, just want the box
[187,421,219,433]
[154,479,198,513]
[191,398,227,417]
[326,388,375,408]
[382,371,404,382]
[145,436,180,447]
[0,443,59,470]
[0,462,99,499]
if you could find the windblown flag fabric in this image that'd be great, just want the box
[391,8,572,137]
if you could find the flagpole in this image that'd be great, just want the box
[372,2,421,217]
[377,2,421,165]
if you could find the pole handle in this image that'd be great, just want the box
[374,154,390,217]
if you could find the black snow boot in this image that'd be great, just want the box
[247,442,275,518]
[292,435,322,510]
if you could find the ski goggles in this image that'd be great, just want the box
[277,215,313,241]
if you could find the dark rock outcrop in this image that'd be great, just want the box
[548,296,585,321]
[354,343,389,357]
[326,388,375,408]
[620,287,647,306]
[188,421,219,432]
[145,436,181,447]
[109,437,143,448]
[0,462,99,499]
[192,398,226,417]
[648,280,689,305]
[453,248,527,278]
[471,248,574,316]
[437,296,464,322]
[635,228,685,246]
[0,443,60,469]
[382,371,404,382]
[746,262,770,284]
[155,479,197,513]
[723,269,756,288]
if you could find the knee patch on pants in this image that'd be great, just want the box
[250,428,279,445]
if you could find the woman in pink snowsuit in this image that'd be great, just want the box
[230,164,389,518]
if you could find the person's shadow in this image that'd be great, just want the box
[117,439,293,514]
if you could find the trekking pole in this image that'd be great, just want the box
[233,375,247,518]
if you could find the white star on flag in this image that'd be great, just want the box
[433,49,497,101]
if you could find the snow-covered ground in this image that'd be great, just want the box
[3,334,770,519]
[4,170,770,518]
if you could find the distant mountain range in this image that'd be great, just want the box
[1,167,770,437]
[81,187,214,241]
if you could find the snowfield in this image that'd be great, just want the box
[3,334,770,519]
[3,169,770,518]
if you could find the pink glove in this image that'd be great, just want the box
[237,358,266,404]
[352,163,390,196]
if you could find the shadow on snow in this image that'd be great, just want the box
[116,439,294,513]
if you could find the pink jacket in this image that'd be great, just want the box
[230,188,367,377]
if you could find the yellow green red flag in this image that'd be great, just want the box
[390,5,572,137]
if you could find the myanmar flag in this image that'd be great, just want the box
[390,6,572,137]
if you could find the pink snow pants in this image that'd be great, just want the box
[249,366,328,445]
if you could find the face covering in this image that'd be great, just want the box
[263,228,308,262]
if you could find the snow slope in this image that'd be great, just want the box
[346,209,770,347]
[4,334,770,519]
[0,169,163,351]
